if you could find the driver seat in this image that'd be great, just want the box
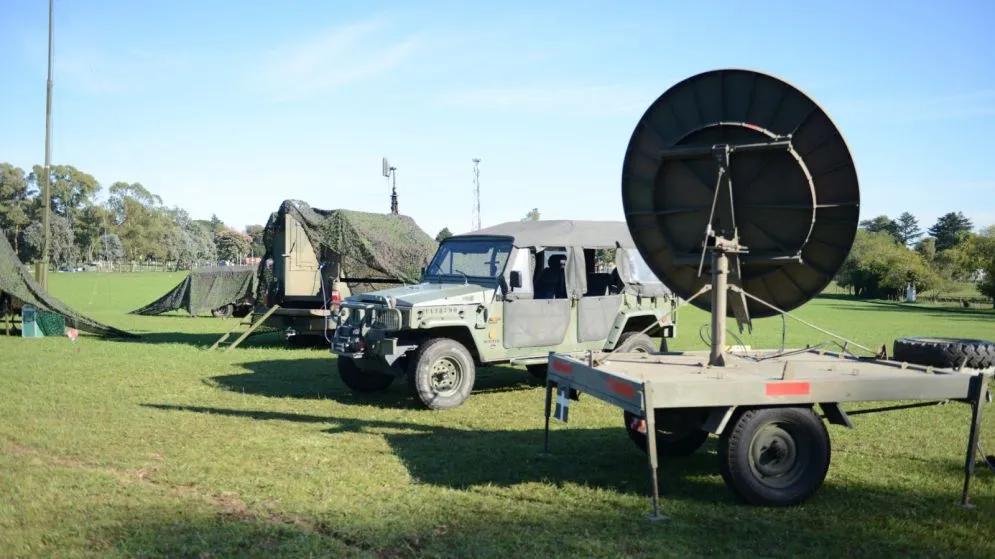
[536,254,567,299]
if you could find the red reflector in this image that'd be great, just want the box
[550,360,573,374]
[607,378,635,398]
[330,289,341,303]
[766,381,810,397]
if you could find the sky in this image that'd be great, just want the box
[1,0,993,240]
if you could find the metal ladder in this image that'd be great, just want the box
[208,305,280,352]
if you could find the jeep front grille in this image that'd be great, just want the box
[372,308,402,331]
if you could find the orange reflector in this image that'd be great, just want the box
[766,381,811,397]
[551,360,573,374]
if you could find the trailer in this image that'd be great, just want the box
[539,68,995,518]
[542,347,993,518]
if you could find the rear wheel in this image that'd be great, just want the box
[623,409,710,458]
[211,304,234,318]
[337,356,395,392]
[615,331,656,353]
[718,406,831,506]
[526,363,548,379]
[408,338,476,410]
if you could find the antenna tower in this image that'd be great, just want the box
[471,158,481,230]
[382,157,398,214]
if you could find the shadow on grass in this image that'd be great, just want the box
[206,359,540,408]
[136,403,995,558]
[823,298,995,320]
[105,329,293,350]
[141,402,721,499]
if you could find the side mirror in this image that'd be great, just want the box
[509,270,522,289]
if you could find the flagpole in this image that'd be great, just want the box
[38,0,54,288]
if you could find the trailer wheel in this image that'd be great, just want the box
[337,356,394,392]
[623,409,710,458]
[407,338,476,410]
[718,406,830,506]
[893,337,995,369]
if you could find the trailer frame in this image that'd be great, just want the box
[542,347,994,519]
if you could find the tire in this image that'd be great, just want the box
[893,337,995,369]
[211,304,234,318]
[718,406,831,507]
[623,409,710,458]
[337,356,395,392]
[615,331,656,353]
[407,338,476,410]
[526,363,548,379]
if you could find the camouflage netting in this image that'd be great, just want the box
[255,200,438,302]
[129,266,257,316]
[0,228,135,338]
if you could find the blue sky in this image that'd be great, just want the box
[2,0,993,239]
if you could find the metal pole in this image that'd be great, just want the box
[38,0,54,289]
[709,251,728,366]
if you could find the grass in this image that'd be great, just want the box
[2,272,995,558]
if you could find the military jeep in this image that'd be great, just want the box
[329,220,678,410]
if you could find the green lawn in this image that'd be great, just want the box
[2,272,995,558]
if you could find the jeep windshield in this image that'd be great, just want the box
[424,238,512,282]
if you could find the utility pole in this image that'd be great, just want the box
[471,158,481,231]
[36,0,55,288]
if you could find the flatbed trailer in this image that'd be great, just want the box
[542,347,994,518]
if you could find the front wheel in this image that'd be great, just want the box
[337,356,395,392]
[718,406,831,506]
[408,338,476,410]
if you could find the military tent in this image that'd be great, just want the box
[129,265,257,317]
[0,229,134,338]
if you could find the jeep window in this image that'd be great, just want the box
[425,239,512,280]
[619,247,663,285]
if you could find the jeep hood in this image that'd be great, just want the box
[349,282,487,307]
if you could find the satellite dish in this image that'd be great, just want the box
[622,69,859,331]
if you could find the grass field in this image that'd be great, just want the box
[2,272,995,558]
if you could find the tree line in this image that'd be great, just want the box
[836,211,995,304]
[0,162,265,269]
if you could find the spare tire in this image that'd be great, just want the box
[892,337,995,369]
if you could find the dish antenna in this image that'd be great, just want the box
[621,69,860,366]
[382,157,398,214]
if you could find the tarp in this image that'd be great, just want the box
[255,200,438,302]
[452,220,639,249]
[0,228,135,338]
[129,265,257,316]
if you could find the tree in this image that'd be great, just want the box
[836,229,938,299]
[928,211,973,251]
[21,213,77,267]
[0,163,32,253]
[522,208,540,221]
[915,237,936,263]
[245,224,266,256]
[29,164,102,231]
[972,226,995,306]
[97,233,125,262]
[858,215,900,242]
[435,227,453,242]
[895,212,923,246]
[214,229,251,263]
